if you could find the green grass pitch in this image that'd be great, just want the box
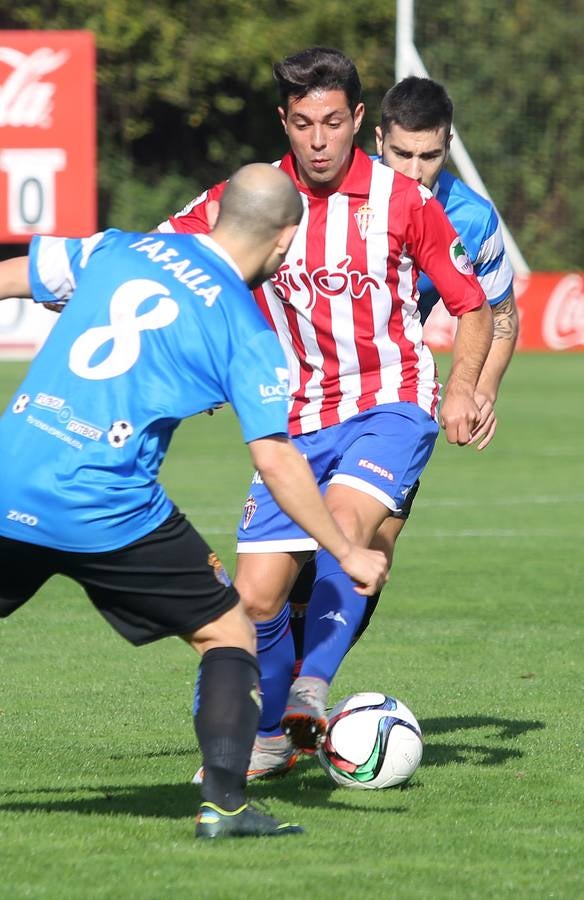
[0,354,582,899]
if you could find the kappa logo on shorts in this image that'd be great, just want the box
[207,552,231,587]
[357,458,394,481]
[242,495,257,530]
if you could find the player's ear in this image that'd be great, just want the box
[353,102,365,135]
[374,125,383,156]
[445,131,453,160]
[275,223,298,257]
[206,199,220,229]
[277,106,288,134]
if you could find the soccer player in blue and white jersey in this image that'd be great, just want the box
[0,163,387,839]
[375,76,518,448]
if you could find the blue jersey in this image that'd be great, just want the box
[371,159,513,323]
[417,169,513,322]
[0,230,289,552]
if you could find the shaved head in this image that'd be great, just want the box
[216,163,303,241]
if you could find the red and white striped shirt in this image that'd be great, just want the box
[159,148,485,436]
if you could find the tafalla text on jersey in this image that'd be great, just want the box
[129,236,221,307]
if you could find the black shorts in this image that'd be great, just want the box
[0,507,239,645]
[392,477,420,520]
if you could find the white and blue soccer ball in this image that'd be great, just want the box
[317,692,423,789]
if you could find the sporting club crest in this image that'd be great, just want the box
[242,494,257,530]
[354,203,374,239]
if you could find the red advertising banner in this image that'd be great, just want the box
[423,272,584,352]
[0,30,96,241]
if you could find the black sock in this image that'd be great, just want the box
[289,556,317,664]
[195,647,261,811]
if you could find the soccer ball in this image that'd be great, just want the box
[107,419,134,448]
[317,692,423,789]
[12,393,30,414]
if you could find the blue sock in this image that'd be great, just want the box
[300,549,367,684]
[192,670,201,716]
[255,602,295,737]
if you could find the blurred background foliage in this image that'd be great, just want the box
[2,0,582,268]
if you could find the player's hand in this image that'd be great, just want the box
[468,392,497,450]
[339,545,388,596]
[440,388,482,446]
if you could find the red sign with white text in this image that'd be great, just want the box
[0,31,96,241]
[423,272,584,352]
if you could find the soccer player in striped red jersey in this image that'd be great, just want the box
[158,48,493,776]
[288,75,520,713]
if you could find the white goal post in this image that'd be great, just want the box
[395,0,530,274]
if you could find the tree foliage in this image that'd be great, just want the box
[2,0,581,266]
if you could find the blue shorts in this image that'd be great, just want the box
[237,402,439,553]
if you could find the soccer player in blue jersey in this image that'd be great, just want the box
[283,77,519,775]
[375,75,518,433]
[0,163,387,839]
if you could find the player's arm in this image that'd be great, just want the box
[441,301,494,445]
[407,189,493,445]
[467,289,519,449]
[0,256,30,299]
[248,435,388,596]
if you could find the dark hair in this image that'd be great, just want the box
[380,76,453,136]
[273,47,362,114]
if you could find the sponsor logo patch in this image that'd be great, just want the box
[259,366,289,403]
[449,237,474,275]
[34,392,65,410]
[272,255,379,311]
[7,509,38,527]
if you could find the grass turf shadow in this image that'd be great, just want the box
[0,775,407,820]
[419,714,545,767]
[0,714,542,820]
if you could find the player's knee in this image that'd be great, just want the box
[235,572,287,621]
[235,552,303,622]
[238,586,286,622]
[185,601,256,655]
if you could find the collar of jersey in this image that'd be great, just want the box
[279,146,371,199]
[195,233,244,280]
